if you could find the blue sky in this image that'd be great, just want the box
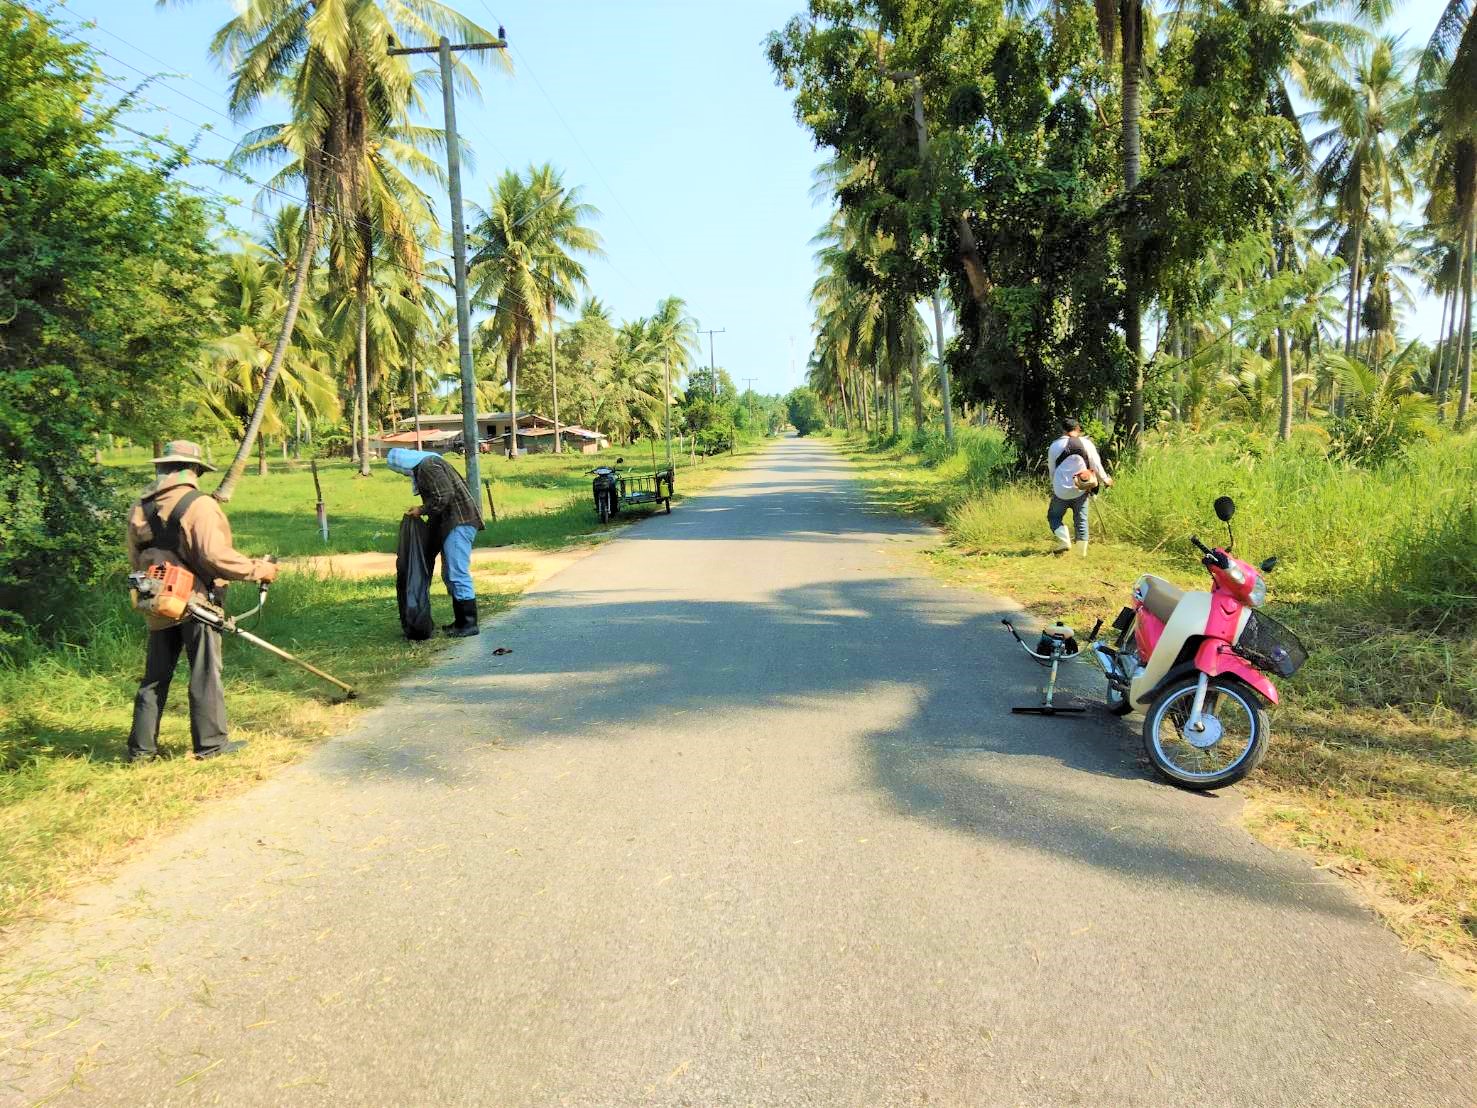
[60,0,1452,397]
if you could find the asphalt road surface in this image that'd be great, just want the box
[2,436,1473,1106]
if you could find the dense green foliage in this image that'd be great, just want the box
[0,4,216,646]
[772,0,1476,459]
[786,387,827,435]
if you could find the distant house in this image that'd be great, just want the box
[519,426,610,455]
[368,428,460,457]
[392,412,607,455]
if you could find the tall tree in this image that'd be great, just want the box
[1311,37,1415,382]
[470,165,597,458]
[179,0,497,498]
[0,4,216,634]
[1411,0,1477,425]
[1096,0,1149,437]
[525,165,602,453]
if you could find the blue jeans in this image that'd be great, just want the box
[1047,493,1089,543]
[440,524,477,601]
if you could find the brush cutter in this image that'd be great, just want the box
[128,567,356,699]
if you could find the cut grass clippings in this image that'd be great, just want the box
[833,430,1477,991]
[0,437,773,938]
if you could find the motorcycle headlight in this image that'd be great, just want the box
[1225,564,1246,586]
[1249,574,1267,608]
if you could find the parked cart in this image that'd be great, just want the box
[589,457,674,523]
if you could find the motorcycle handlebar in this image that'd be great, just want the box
[1190,535,1230,568]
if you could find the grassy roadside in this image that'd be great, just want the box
[0,438,771,936]
[830,429,1477,989]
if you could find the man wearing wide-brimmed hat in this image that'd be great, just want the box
[124,441,279,763]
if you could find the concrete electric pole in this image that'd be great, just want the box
[389,28,508,493]
[698,327,726,400]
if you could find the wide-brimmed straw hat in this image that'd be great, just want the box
[151,440,217,472]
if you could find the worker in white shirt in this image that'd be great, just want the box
[1047,417,1112,556]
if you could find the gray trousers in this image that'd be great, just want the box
[128,620,228,757]
[1047,493,1089,543]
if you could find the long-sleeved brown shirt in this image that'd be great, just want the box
[413,455,484,536]
[127,475,273,629]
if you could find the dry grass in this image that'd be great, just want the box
[837,432,1477,991]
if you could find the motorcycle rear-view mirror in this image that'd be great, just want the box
[616,457,625,464]
[1213,496,1236,522]
[1260,556,1279,574]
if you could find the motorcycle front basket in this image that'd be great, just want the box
[1235,610,1308,678]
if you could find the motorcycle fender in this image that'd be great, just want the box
[1193,639,1279,706]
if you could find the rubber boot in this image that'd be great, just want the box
[445,598,479,638]
[1052,525,1072,552]
[1078,539,1090,557]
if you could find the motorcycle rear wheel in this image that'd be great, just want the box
[1142,675,1267,790]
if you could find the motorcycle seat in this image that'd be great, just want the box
[1140,575,1185,623]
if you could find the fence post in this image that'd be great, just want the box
[311,458,329,543]
[483,479,497,522]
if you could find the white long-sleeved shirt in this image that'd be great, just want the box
[1047,434,1109,500]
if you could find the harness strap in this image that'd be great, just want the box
[143,489,204,577]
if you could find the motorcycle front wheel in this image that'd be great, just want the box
[1142,675,1268,790]
[597,492,611,524]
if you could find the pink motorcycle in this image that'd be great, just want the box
[1090,496,1307,790]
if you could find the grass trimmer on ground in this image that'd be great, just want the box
[128,564,357,700]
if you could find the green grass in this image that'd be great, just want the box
[103,442,724,556]
[836,427,1477,988]
[0,436,772,933]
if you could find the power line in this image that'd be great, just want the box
[55,13,507,226]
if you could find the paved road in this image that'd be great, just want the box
[2,437,1473,1106]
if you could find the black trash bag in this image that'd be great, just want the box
[396,515,434,641]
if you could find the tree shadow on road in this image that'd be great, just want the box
[320,570,1364,923]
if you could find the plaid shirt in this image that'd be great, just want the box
[415,456,484,535]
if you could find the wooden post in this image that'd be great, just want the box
[311,458,328,543]
[483,479,497,522]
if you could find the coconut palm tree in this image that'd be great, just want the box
[1311,36,1416,383]
[647,296,697,453]
[1094,0,1149,436]
[1410,1,1477,425]
[180,0,500,498]
[593,321,667,444]
[518,165,602,453]
[199,235,337,473]
[1325,340,1438,463]
[469,169,556,459]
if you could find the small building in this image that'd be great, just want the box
[518,426,611,455]
[394,411,559,454]
[368,428,460,457]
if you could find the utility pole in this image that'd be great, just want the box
[887,68,954,443]
[390,28,508,493]
[698,327,725,400]
[742,377,758,422]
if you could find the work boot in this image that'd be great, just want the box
[445,598,479,638]
[127,748,160,764]
[1052,525,1072,552]
[195,739,247,761]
